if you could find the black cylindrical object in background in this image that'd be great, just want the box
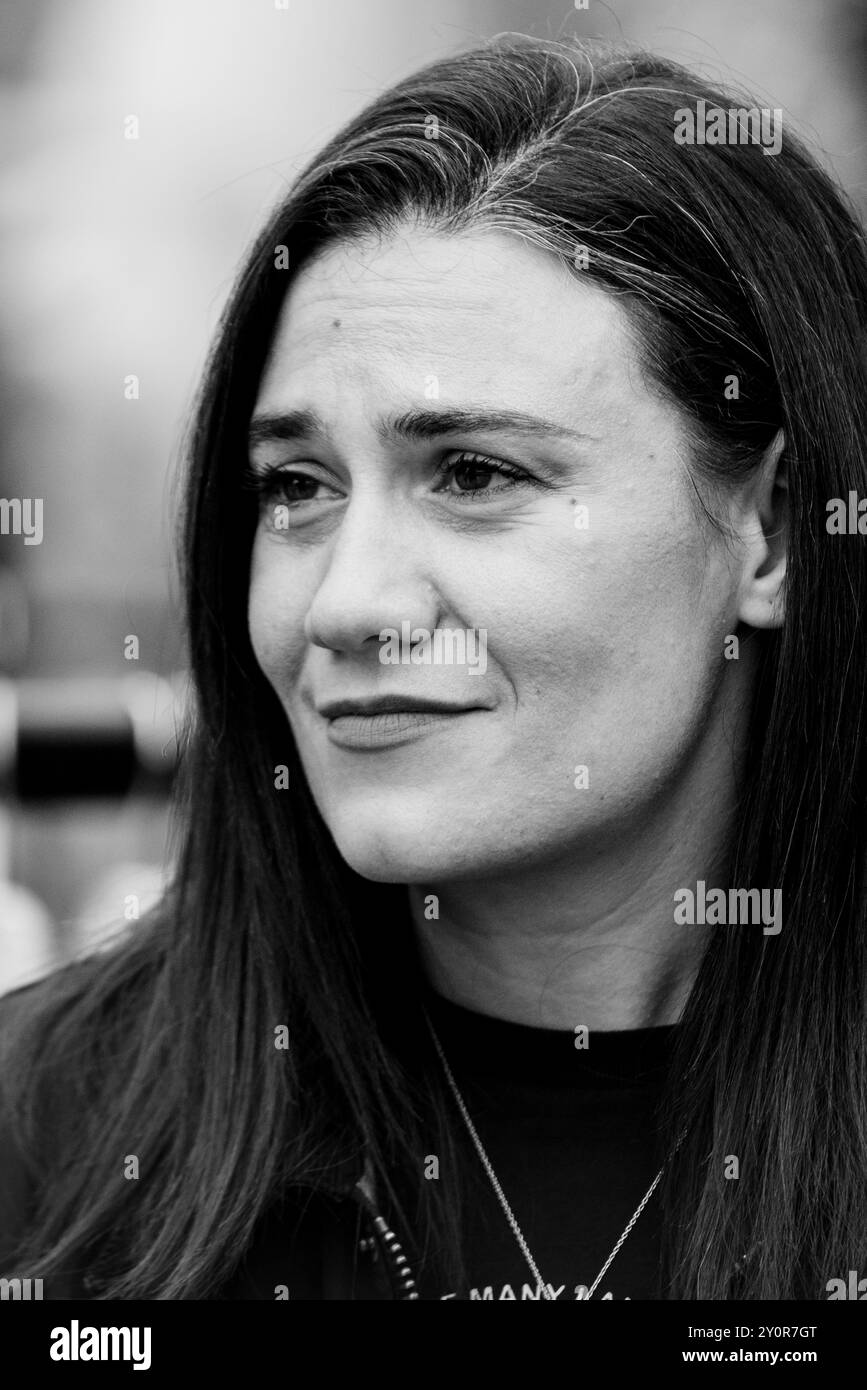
[0,674,186,801]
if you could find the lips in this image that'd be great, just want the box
[315,694,490,750]
[317,694,483,718]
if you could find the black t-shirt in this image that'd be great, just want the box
[419,990,676,1301]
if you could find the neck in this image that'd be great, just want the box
[409,757,738,1032]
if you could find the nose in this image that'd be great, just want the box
[303,490,441,655]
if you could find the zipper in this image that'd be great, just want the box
[352,1167,420,1300]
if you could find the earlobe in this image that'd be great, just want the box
[739,583,785,630]
[736,430,787,630]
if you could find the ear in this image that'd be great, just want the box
[736,428,787,630]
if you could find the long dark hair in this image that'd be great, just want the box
[3,35,866,1299]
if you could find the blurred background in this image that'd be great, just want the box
[1,0,865,992]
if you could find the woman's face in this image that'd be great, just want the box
[247,226,747,883]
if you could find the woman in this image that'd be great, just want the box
[1,34,865,1301]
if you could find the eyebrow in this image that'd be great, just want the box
[247,406,598,448]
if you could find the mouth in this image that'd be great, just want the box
[315,695,489,750]
[318,695,483,718]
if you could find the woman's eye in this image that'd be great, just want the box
[243,465,340,511]
[435,452,533,500]
[265,472,322,504]
[243,452,536,522]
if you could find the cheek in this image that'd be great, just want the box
[597,538,723,700]
[488,503,731,761]
[574,536,734,791]
[247,538,307,685]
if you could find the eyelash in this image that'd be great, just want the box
[434,453,534,501]
[242,452,536,507]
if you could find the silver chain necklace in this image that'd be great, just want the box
[425,1010,670,1301]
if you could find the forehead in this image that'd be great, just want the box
[255,227,641,424]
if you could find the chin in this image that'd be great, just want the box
[325,812,536,885]
[329,827,456,884]
[318,805,465,882]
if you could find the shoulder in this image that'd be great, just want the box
[0,969,62,1045]
[0,937,156,1274]
[0,969,63,1112]
[0,974,60,1269]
